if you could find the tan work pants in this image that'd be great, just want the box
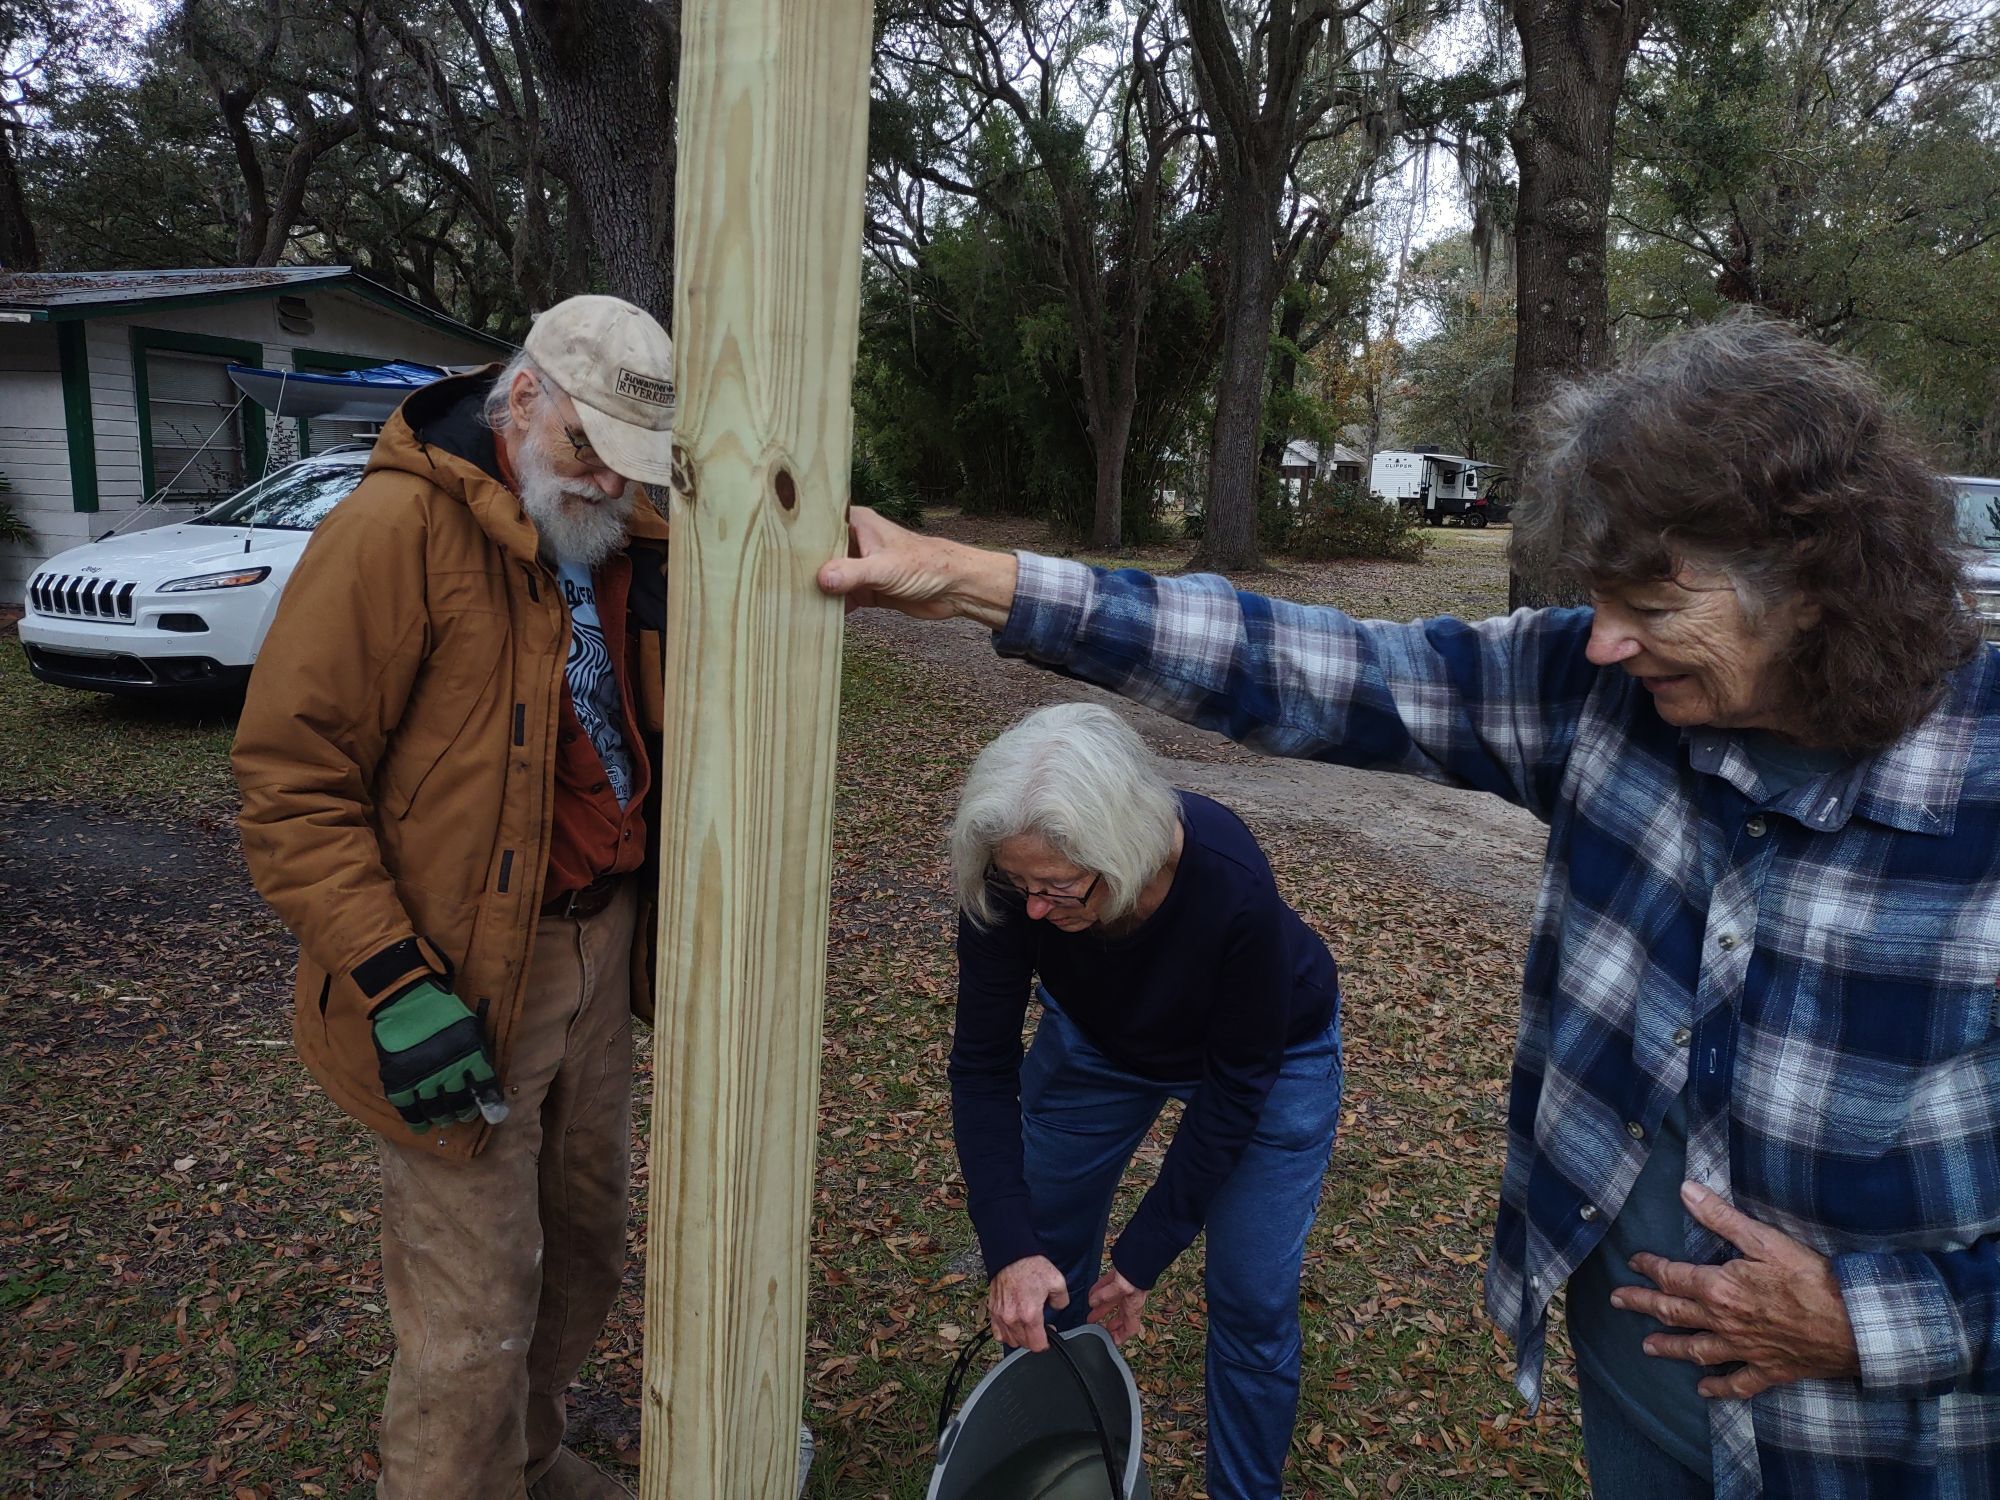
[375,881,638,1500]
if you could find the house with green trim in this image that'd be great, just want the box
[0,267,512,605]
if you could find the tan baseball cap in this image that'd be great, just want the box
[522,294,677,486]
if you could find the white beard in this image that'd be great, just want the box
[514,436,636,569]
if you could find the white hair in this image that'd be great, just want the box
[480,349,547,430]
[951,703,1181,926]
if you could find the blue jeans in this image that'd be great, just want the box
[1020,1000,1343,1500]
[1578,1365,1715,1500]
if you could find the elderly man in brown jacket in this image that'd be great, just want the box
[232,296,675,1500]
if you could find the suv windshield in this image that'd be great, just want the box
[1956,489,2000,552]
[192,460,366,531]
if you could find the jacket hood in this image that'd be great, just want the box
[367,367,669,565]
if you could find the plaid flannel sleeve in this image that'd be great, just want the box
[1835,1241,2000,1399]
[994,553,1600,821]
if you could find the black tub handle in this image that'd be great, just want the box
[933,1321,1125,1500]
[1043,1323,1125,1500]
[935,1324,994,1440]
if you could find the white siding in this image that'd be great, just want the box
[0,326,70,511]
[0,549,37,599]
[0,326,70,598]
[87,322,143,511]
[296,289,505,369]
[121,287,503,372]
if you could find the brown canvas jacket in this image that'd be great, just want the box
[232,370,669,1157]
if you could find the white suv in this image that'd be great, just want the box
[19,450,370,696]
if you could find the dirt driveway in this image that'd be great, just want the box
[851,602,1548,923]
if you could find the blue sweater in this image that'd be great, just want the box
[950,791,1340,1290]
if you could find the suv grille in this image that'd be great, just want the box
[29,573,138,621]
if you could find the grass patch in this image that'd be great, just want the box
[0,640,241,811]
[933,506,1514,626]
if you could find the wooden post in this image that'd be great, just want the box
[641,2,874,1495]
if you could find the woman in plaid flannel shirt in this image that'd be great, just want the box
[822,317,2000,1498]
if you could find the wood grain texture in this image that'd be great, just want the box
[641,2,874,1495]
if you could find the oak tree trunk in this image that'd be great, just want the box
[1195,191,1279,570]
[522,0,680,324]
[1180,0,1337,572]
[1507,0,1654,608]
[1257,286,1310,498]
[0,122,39,270]
[1088,395,1135,550]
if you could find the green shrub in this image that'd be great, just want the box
[1256,468,1296,553]
[851,448,925,530]
[1281,479,1428,563]
[0,472,30,546]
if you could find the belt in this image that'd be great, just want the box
[541,875,623,920]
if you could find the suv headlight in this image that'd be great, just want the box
[157,567,272,593]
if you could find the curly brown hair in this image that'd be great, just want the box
[1511,314,1978,752]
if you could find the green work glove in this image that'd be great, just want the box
[369,979,508,1132]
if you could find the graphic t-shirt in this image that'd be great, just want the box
[556,559,635,806]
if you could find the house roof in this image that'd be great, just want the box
[0,267,513,353]
[1281,439,1363,469]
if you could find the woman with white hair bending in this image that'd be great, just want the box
[949,701,1342,1500]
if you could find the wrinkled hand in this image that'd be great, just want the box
[1087,1267,1148,1346]
[988,1255,1070,1352]
[370,978,504,1133]
[816,506,1016,628]
[1614,1181,1860,1399]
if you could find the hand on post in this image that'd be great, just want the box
[816,507,1018,629]
[1614,1181,1860,1398]
[369,978,506,1133]
[1086,1266,1148,1346]
[988,1255,1070,1352]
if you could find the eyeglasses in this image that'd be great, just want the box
[561,424,606,470]
[985,866,1102,909]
